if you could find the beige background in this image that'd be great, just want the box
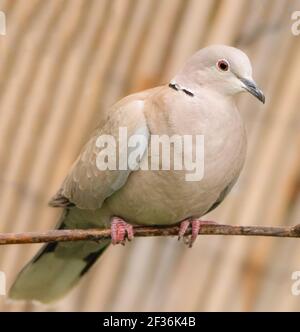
[0,0,300,311]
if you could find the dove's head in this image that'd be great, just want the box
[173,45,265,103]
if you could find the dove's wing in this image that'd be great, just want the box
[50,92,153,210]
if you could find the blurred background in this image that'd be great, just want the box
[0,0,299,311]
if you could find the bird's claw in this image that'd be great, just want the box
[111,217,134,245]
[178,218,217,248]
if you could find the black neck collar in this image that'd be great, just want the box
[168,83,194,97]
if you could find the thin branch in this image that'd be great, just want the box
[1,224,300,245]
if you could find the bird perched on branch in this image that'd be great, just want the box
[10,45,265,303]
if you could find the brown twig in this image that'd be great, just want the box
[1,223,300,245]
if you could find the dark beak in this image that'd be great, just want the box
[240,78,265,104]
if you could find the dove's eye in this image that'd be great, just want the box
[217,59,229,72]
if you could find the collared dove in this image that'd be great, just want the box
[10,45,265,303]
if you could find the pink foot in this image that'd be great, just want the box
[111,217,134,245]
[178,218,217,248]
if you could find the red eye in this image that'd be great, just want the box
[217,59,229,71]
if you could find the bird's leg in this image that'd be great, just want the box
[110,217,134,245]
[178,218,218,248]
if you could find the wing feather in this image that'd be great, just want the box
[50,98,150,210]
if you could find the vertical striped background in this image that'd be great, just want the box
[0,0,300,311]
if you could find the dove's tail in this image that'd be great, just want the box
[9,209,110,304]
